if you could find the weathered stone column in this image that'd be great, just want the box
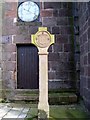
[38,51,49,118]
[31,27,54,118]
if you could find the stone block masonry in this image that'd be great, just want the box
[2,2,76,101]
[78,2,90,111]
[42,2,75,89]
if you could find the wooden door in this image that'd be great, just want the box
[17,44,39,89]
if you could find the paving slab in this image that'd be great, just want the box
[0,103,7,108]
[3,109,22,118]
[3,107,28,118]
[0,103,30,119]
[0,106,11,118]
[18,108,30,118]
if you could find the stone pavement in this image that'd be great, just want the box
[0,103,90,120]
[0,103,30,119]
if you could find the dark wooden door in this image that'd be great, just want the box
[17,44,39,89]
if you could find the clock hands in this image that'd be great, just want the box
[24,8,29,12]
[23,8,37,16]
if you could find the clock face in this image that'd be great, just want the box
[18,1,40,22]
[35,31,51,48]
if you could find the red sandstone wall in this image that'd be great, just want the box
[2,2,75,99]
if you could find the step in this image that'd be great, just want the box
[9,91,78,105]
[14,89,39,95]
[49,93,77,105]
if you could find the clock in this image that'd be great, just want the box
[18,1,40,22]
[35,31,51,48]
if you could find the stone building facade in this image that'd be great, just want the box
[78,2,90,111]
[0,1,90,111]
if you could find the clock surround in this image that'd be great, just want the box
[18,1,40,22]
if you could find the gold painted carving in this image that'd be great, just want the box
[35,31,51,48]
[31,27,54,48]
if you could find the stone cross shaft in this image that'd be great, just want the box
[31,27,54,118]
